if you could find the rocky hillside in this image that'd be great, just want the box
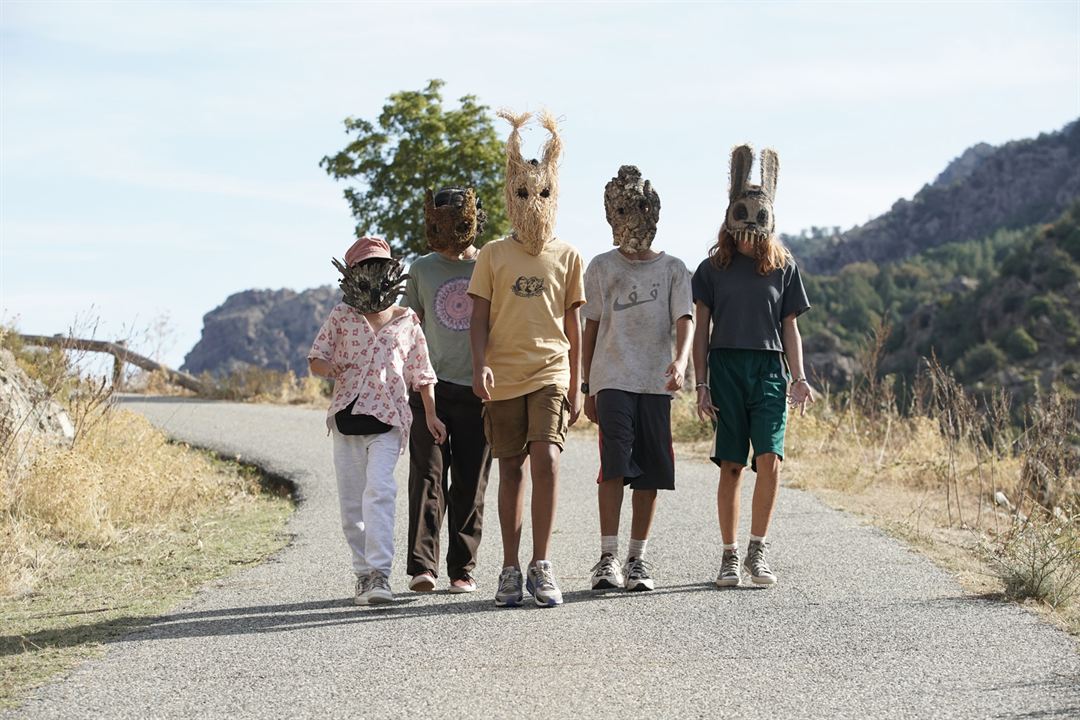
[182,287,339,376]
[789,120,1080,274]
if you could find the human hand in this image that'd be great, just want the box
[567,387,583,427]
[427,415,448,444]
[473,366,495,401]
[584,394,597,424]
[696,384,716,422]
[788,379,815,416]
[665,360,687,392]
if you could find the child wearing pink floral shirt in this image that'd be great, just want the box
[309,237,446,606]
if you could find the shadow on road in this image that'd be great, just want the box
[2,583,719,657]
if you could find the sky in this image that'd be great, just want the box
[2,1,1078,370]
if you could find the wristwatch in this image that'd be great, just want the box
[580,382,590,394]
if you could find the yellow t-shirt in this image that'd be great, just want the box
[467,237,586,401]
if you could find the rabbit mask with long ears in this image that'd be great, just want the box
[604,165,661,253]
[424,187,486,253]
[724,145,779,246]
[498,108,562,255]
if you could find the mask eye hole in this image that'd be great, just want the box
[733,203,749,221]
[638,200,648,211]
[516,187,528,199]
[539,188,551,198]
[616,206,625,215]
[757,209,769,224]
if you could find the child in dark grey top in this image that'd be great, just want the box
[691,144,814,590]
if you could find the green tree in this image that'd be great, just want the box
[320,80,507,256]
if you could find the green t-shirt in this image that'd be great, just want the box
[402,252,476,386]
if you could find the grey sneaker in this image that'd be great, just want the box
[715,549,741,587]
[624,557,655,592]
[526,560,564,607]
[353,573,370,605]
[357,571,394,605]
[494,566,524,607]
[744,541,777,586]
[590,553,624,590]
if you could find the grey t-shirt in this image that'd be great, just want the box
[691,253,811,352]
[402,252,476,386]
[584,249,693,396]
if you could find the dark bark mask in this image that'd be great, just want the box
[424,187,486,253]
[604,165,661,253]
[724,145,779,245]
[331,257,410,314]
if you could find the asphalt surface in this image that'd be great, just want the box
[10,397,1080,719]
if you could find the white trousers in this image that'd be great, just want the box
[331,426,402,576]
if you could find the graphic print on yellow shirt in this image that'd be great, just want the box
[467,237,585,402]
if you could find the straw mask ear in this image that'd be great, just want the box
[538,109,563,172]
[729,144,754,201]
[760,148,779,200]
[497,109,532,172]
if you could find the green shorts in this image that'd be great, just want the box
[708,349,788,471]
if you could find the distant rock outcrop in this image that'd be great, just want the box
[792,120,1080,273]
[182,287,340,376]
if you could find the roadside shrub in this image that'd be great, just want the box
[984,513,1080,609]
[1002,327,1039,359]
[957,342,1005,380]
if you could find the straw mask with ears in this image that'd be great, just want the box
[497,108,562,255]
[725,145,779,246]
[424,187,486,253]
[604,165,661,253]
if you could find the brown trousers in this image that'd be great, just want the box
[407,382,492,580]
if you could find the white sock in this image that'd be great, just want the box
[601,535,618,557]
[722,542,738,551]
[749,534,767,543]
[628,538,647,560]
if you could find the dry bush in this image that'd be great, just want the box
[199,367,329,405]
[0,409,264,596]
[984,512,1080,609]
[671,390,713,443]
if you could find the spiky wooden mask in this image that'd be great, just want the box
[498,108,562,255]
[604,165,661,253]
[725,145,779,245]
[424,187,486,253]
[331,257,410,314]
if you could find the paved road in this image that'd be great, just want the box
[10,398,1079,719]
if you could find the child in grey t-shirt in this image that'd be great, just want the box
[582,165,694,592]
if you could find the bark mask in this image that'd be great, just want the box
[604,165,660,253]
[331,256,410,314]
[424,187,486,253]
[498,108,562,255]
[725,145,779,246]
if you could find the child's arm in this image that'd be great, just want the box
[307,308,339,380]
[782,314,814,416]
[308,358,335,378]
[470,297,494,400]
[564,305,582,426]
[418,382,447,444]
[665,315,694,392]
[581,318,599,423]
[692,301,716,422]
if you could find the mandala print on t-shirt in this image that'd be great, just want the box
[434,276,473,331]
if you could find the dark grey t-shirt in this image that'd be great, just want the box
[691,253,811,352]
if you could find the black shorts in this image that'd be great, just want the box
[595,389,675,491]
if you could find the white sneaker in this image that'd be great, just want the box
[623,557,655,592]
[526,560,564,607]
[357,571,394,605]
[409,572,436,592]
[589,553,624,590]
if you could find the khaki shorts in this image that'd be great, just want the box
[483,384,569,459]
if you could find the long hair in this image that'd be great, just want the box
[709,225,792,275]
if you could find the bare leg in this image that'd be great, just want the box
[528,441,560,565]
[498,454,527,568]
[630,489,657,541]
[750,453,781,537]
[598,477,624,538]
[718,462,744,545]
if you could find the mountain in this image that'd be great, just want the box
[789,120,1080,274]
[182,287,339,376]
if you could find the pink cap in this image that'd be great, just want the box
[344,236,392,266]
